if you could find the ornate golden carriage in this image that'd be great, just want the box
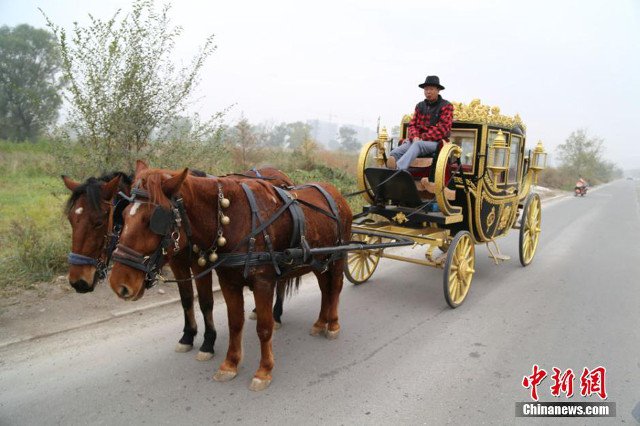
[345,99,547,307]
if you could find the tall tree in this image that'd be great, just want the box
[229,117,260,170]
[0,24,64,141]
[557,129,604,177]
[557,128,619,183]
[264,122,289,148]
[42,0,219,171]
[286,121,312,149]
[338,125,360,151]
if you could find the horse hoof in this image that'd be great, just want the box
[326,329,340,340]
[274,322,282,330]
[310,325,326,336]
[213,369,237,382]
[174,343,193,353]
[249,377,271,391]
[196,351,214,361]
[248,311,257,320]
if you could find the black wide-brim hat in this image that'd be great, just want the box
[418,75,445,90]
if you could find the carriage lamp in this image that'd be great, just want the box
[529,141,547,171]
[487,130,509,173]
[376,127,389,166]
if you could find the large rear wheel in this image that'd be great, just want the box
[443,231,475,308]
[356,141,385,204]
[519,193,541,266]
[344,232,382,285]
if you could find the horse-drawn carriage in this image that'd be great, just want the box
[62,99,547,390]
[344,99,548,307]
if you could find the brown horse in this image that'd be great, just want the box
[109,166,352,390]
[63,166,293,361]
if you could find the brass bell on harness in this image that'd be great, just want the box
[197,256,207,267]
[220,215,231,225]
[208,252,218,262]
[217,236,227,247]
[220,198,230,208]
[192,244,199,253]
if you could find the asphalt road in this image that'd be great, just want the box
[1,180,639,425]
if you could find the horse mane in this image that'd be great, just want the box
[137,168,183,208]
[65,171,133,214]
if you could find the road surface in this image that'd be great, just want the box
[1,180,639,424]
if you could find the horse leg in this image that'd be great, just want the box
[310,260,345,339]
[194,272,216,361]
[213,280,244,382]
[249,279,275,391]
[169,259,197,353]
[310,271,330,336]
[249,282,283,329]
[272,280,284,329]
[325,259,345,339]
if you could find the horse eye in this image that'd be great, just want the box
[94,221,105,229]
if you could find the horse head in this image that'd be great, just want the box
[109,166,190,300]
[62,173,127,292]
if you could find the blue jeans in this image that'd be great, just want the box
[389,140,438,170]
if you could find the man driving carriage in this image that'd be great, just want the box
[387,75,454,170]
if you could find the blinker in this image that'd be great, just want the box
[150,206,174,235]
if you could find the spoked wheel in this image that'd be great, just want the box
[443,231,475,308]
[356,141,385,204]
[344,232,382,285]
[519,193,541,266]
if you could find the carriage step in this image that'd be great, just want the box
[423,211,464,225]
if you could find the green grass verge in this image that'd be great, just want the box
[0,141,70,293]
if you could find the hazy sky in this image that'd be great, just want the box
[2,0,639,168]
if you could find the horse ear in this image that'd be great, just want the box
[135,160,149,175]
[161,168,189,198]
[62,175,80,192]
[101,175,122,200]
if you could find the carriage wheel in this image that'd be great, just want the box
[443,231,475,308]
[519,193,541,266]
[356,141,385,204]
[344,233,382,285]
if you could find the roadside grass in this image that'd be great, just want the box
[0,141,70,294]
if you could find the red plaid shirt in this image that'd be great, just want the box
[407,97,454,141]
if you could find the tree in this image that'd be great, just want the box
[228,117,260,170]
[264,122,289,148]
[556,129,603,177]
[556,128,620,184]
[338,125,360,151]
[42,0,219,171]
[286,121,312,149]
[0,24,64,141]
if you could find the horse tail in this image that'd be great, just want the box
[277,276,301,299]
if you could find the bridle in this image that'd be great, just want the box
[67,196,129,284]
[111,187,191,289]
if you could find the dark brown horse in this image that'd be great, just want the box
[109,166,352,390]
[62,166,293,361]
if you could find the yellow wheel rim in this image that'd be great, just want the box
[520,194,541,266]
[444,232,475,307]
[356,141,385,204]
[345,233,382,284]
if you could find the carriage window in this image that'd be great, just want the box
[450,129,477,172]
[508,135,522,184]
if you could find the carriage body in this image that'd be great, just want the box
[347,99,546,307]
